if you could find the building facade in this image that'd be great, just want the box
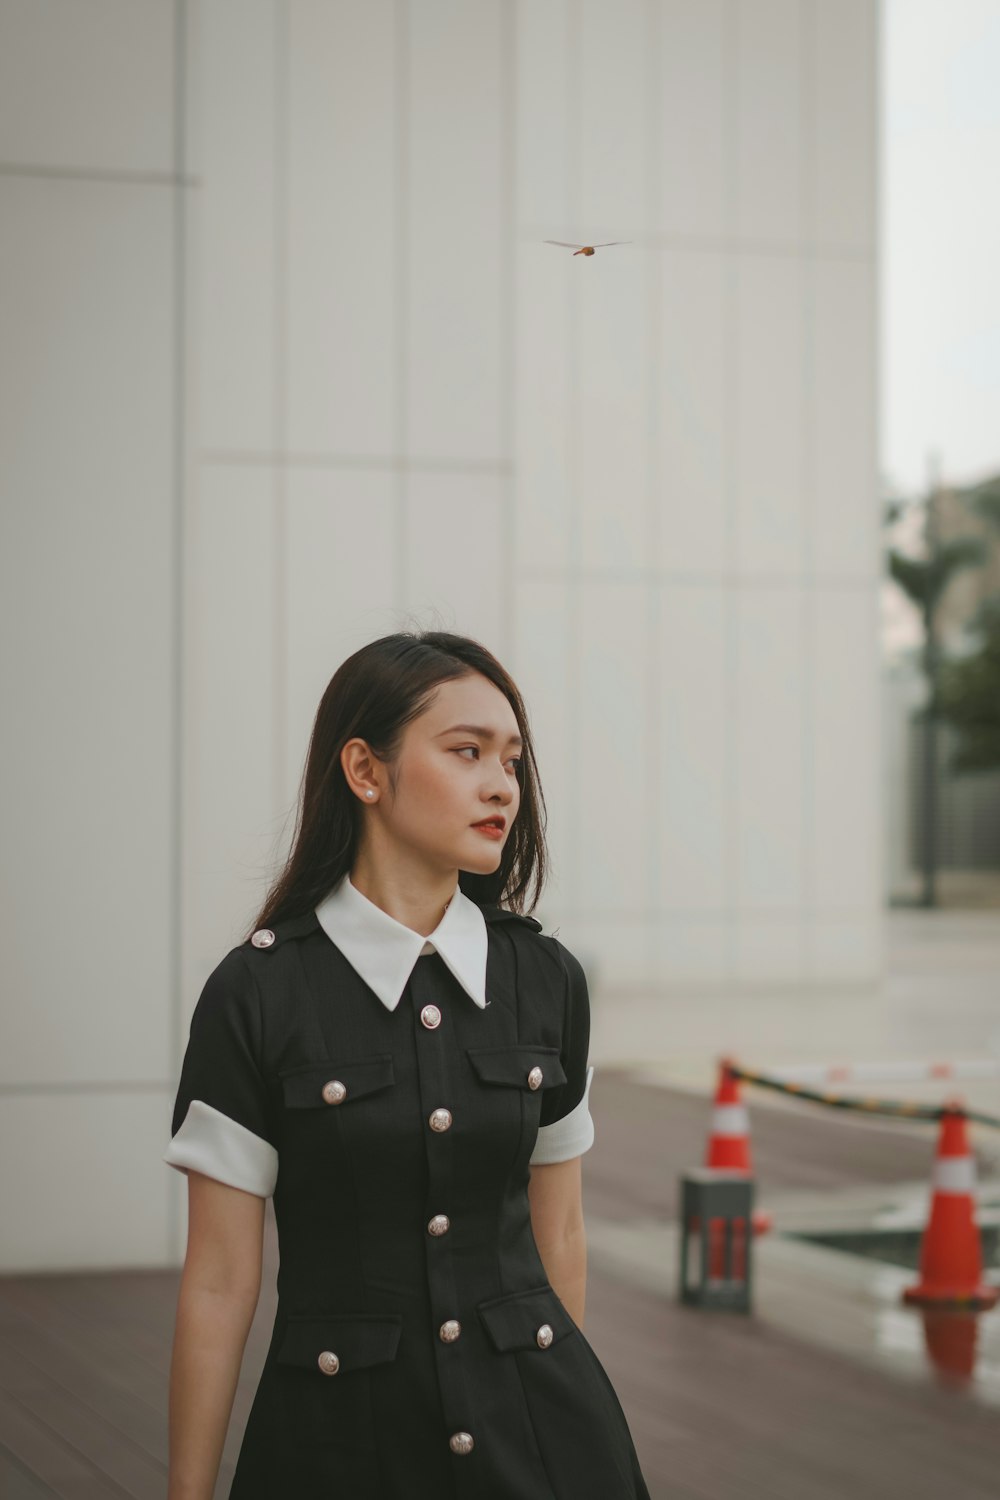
[0,0,880,1270]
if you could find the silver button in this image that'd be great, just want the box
[317,1350,340,1375]
[427,1214,451,1236]
[429,1107,453,1132]
[449,1431,474,1455]
[527,1065,543,1090]
[420,1004,442,1029]
[251,928,276,949]
[322,1079,347,1105]
[439,1319,461,1342]
[536,1323,554,1348]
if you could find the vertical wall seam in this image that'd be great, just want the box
[567,0,582,916]
[501,0,516,658]
[395,0,409,612]
[801,0,815,980]
[724,0,738,982]
[646,0,661,969]
[872,0,886,936]
[273,2,290,813]
[167,0,187,1260]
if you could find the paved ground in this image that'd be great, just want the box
[584,1256,1000,1500]
[2,908,999,1497]
[2,1079,999,1499]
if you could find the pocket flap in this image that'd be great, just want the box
[476,1285,575,1353]
[278,1054,395,1109]
[275,1311,403,1372]
[466,1045,566,1090]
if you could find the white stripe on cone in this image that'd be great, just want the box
[932,1155,976,1194]
[711,1105,749,1136]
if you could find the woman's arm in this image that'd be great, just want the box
[167,1171,266,1500]
[527,1154,587,1329]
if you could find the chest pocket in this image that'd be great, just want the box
[464,1045,566,1171]
[465,1044,566,1095]
[278,1054,395,1109]
[276,1054,400,1179]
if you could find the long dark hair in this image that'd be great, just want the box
[243,631,549,940]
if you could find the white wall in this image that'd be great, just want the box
[0,0,882,1271]
[0,2,188,1270]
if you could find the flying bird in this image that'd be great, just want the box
[544,240,631,256]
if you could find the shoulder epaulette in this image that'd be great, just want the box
[244,909,321,951]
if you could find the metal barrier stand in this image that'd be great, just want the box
[679,1168,755,1313]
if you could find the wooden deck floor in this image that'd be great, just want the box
[2,1073,999,1498]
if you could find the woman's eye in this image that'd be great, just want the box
[454,747,521,773]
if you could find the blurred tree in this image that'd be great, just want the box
[884,508,986,651]
[934,474,1000,771]
[934,471,1000,780]
[883,463,993,904]
[936,592,1000,771]
[962,472,1000,533]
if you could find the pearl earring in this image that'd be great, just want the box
[365,790,374,798]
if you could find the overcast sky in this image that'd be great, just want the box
[881,0,1000,498]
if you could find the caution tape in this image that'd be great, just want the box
[726,1063,1000,1129]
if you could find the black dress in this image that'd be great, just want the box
[166,901,651,1499]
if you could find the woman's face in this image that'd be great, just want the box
[381,672,522,876]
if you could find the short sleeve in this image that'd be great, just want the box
[528,938,595,1166]
[163,949,279,1198]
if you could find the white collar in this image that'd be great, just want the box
[315,873,489,1011]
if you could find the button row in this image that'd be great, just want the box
[315,1075,544,1108]
[418,1004,548,1458]
[309,994,553,1457]
[315,1080,459,1129]
[317,1320,553,1381]
[316,1321,553,1381]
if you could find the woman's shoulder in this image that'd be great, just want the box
[478,901,543,934]
[239,908,323,956]
[481,905,586,991]
[193,910,325,1015]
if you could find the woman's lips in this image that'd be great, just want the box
[471,822,504,840]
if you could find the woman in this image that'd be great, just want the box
[164,629,651,1499]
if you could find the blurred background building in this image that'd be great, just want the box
[1,0,890,1273]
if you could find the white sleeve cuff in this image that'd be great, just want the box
[528,1065,595,1166]
[163,1099,279,1198]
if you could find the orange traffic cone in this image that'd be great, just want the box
[902,1101,999,1311]
[702,1059,771,1278]
[705,1058,754,1171]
